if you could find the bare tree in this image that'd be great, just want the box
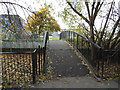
[64,0,120,60]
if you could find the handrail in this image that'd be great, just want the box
[61,31,102,49]
[0,51,33,54]
[43,31,48,48]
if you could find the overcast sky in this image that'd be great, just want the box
[0,0,68,29]
[0,0,120,29]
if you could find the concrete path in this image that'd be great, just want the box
[33,76,118,88]
[48,40,89,78]
[32,40,119,88]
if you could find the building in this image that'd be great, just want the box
[0,14,25,40]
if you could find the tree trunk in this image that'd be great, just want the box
[90,24,96,62]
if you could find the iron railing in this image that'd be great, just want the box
[0,31,49,88]
[0,2,50,88]
[1,32,45,49]
[60,31,120,79]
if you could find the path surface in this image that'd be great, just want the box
[48,40,89,77]
[33,40,119,88]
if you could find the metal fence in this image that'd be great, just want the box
[0,2,50,88]
[1,32,45,49]
[0,31,49,87]
[60,31,120,79]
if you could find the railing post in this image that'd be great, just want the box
[42,31,48,75]
[43,47,46,74]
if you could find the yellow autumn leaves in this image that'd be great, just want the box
[25,6,60,34]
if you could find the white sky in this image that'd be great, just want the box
[0,0,68,29]
[0,0,120,29]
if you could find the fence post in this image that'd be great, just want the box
[43,47,46,74]
[42,32,48,75]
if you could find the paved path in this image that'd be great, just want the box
[32,40,119,88]
[48,40,89,77]
[33,76,118,88]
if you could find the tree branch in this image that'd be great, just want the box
[66,0,89,24]
[0,2,34,13]
[98,1,104,12]
[85,2,90,19]
[82,23,90,32]
[91,1,95,17]
[98,1,113,45]
[93,1,101,21]
[107,16,120,48]
[110,30,120,49]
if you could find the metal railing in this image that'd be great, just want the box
[60,31,120,79]
[1,32,45,49]
[0,2,50,88]
[0,31,49,87]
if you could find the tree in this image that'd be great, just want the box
[25,6,60,34]
[60,0,120,61]
[62,0,120,50]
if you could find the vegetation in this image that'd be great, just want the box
[61,0,120,50]
[51,38,59,40]
[25,6,60,34]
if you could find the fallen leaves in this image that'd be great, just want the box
[1,53,44,85]
[97,78,102,82]
[97,61,120,79]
